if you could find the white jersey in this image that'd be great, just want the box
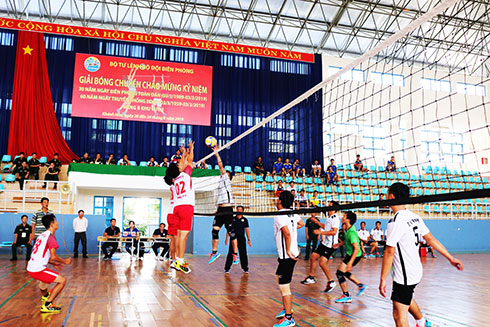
[216,173,233,205]
[169,184,175,214]
[357,229,370,242]
[27,230,58,272]
[173,165,195,207]
[274,209,301,259]
[321,213,340,248]
[386,209,430,285]
[371,228,384,241]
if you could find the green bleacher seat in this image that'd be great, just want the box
[400,167,408,173]
[5,174,15,183]
[285,176,293,183]
[245,175,253,182]
[381,188,387,194]
[214,165,219,170]
[478,184,484,189]
[486,207,490,214]
[362,188,370,195]
[234,166,242,173]
[314,178,322,184]
[355,195,362,202]
[2,164,11,173]
[265,176,273,183]
[442,206,450,214]
[378,172,386,179]
[306,186,314,193]
[409,182,417,188]
[339,195,346,202]
[424,182,432,188]
[485,184,490,189]
[354,171,361,178]
[1,155,11,163]
[378,166,384,172]
[402,174,409,180]
[423,189,431,195]
[363,195,371,201]
[27,156,32,162]
[337,164,344,170]
[346,164,353,170]
[139,161,147,166]
[377,180,384,186]
[368,207,376,212]
[275,176,284,182]
[460,206,468,214]
[207,165,213,170]
[433,175,440,181]
[451,205,459,213]
[129,161,137,166]
[224,165,232,172]
[304,177,313,184]
[0,175,2,182]
[416,189,423,196]
[346,195,353,202]
[351,179,359,186]
[255,184,263,191]
[256,176,263,182]
[13,155,19,161]
[244,166,252,173]
[476,206,484,214]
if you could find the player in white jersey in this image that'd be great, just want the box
[301,201,340,293]
[380,183,464,327]
[208,144,239,265]
[273,191,304,327]
[357,221,370,257]
[26,214,72,313]
[369,221,385,257]
[164,141,195,274]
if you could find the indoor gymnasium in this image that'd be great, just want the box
[0,0,489,326]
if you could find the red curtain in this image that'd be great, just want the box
[8,31,78,164]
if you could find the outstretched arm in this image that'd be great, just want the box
[187,141,194,166]
[213,145,226,175]
[423,233,463,270]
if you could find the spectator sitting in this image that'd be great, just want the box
[92,153,104,164]
[147,156,158,167]
[123,220,144,260]
[286,181,296,193]
[152,223,169,260]
[48,153,61,170]
[386,156,396,172]
[253,156,267,178]
[28,152,41,180]
[170,149,181,163]
[16,161,29,190]
[10,215,32,261]
[326,159,340,184]
[311,160,322,178]
[368,221,385,258]
[275,180,285,197]
[43,162,60,189]
[293,159,306,177]
[419,237,437,258]
[296,189,308,207]
[354,154,368,172]
[118,154,131,166]
[283,158,293,176]
[160,156,169,167]
[78,152,91,164]
[196,160,208,169]
[101,218,121,260]
[272,156,284,176]
[309,190,321,207]
[357,221,370,257]
[105,153,116,165]
[10,151,27,173]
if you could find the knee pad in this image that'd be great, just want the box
[336,270,346,284]
[344,271,352,279]
[212,229,220,240]
[279,283,291,296]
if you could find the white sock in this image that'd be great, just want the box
[177,257,184,264]
[416,318,426,326]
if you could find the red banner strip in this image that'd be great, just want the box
[0,17,314,63]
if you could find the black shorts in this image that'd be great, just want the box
[313,243,334,259]
[391,282,417,306]
[342,255,362,267]
[276,258,297,285]
[213,206,236,236]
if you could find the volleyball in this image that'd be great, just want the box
[205,136,217,148]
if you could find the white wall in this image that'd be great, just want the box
[321,54,490,175]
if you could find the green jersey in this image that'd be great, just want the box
[344,225,362,257]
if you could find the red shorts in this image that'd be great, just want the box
[173,205,194,231]
[167,213,178,236]
[28,268,59,284]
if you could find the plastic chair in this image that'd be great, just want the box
[285,176,293,183]
[1,155,11,163]
[234,166,242,173]
[304,177,313,184]
[314,178,323,184]
[368,180,376,187]
[2,164,11,173]
[5,174,15,183]
[265,184,274,192]
[255,176,263,182]
[344,187,352,194]
[295,177,303,184]
[244,166,252,173]
[306,186,314,193]
[351,179,359,186]
[39,156,47,164]
[255,184,263,191]
[245,175,253,182]
[139,161,147,167]
[129,161,137,166]
[315,186,323,193]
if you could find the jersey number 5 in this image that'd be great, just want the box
[412,226,420,246]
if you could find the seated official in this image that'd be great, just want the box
[102,218,121,260]
[16,161,29,190]
[151,223,169,260]
[106,153,117,165]
[123,221,144,260]
[368,221,385,257]
[78,152,91,164]
[10,152,27,173]
[147,156,158,167]
[118,154,131,166]
[253,156,267,178]
[160,156,170,167]
[92,153,104,164]
[10,215,32,261]
[43,162,60,189]
[48,153,62,169]
[28,152,41,180]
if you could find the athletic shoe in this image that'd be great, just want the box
[416,320,432,327]
[430,253,437,258]
[208,253,221,264]
[232,254,239,265]
[243,269,249,274]
[40,303,62,313]
[103,255,110,261]
[300,276,316,284]
[275,308,294,319]
[357,284,367,296]
[375,252,380,257]
[335,295,352,303]
[224,270,230,274]
[139,257,144,261]
[368,254,375,258]
[323,281,336,293]
[170,261,180,271]
[41,291,51,303]
[273,317,295,326]
[180,262,191,274]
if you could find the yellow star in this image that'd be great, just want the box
[22,45,33,55]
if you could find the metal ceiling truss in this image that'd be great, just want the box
[1,0,490,75]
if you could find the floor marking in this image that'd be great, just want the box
[0,314,27,324]
[61,295,77,327]
[269,297,301,307]
[89,312,95,327]
[0,267,16,279]
[299,319,316,327]
[0,278,32,309]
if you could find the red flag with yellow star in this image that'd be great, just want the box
[8,31,78,163]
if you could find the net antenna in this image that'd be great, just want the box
[196,0,462,165]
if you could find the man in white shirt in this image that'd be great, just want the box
[369,221,385,257]
[380,182,463,327]
[273,191,304,327]
[208,145,239,266]
[295,189,308,208]
[300,201,340,293]
[357,221,370,257]
[73,210,88,258]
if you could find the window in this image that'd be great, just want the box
[122,197,161,234]
[221,54,261,70]
[371,72,405,87]
[44,35,74,51]
[93,196,114,226]
[421,130,464,163]
[163,123,192,146]
[0,31,14,46]
[362,126,386,158]
[268,118,295,153]
[100,41,146,58]
[456,82,486,96]
[328,66,365,82]
[270,60,309,75]
[55,103,73,141]
[421,78,452,92]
